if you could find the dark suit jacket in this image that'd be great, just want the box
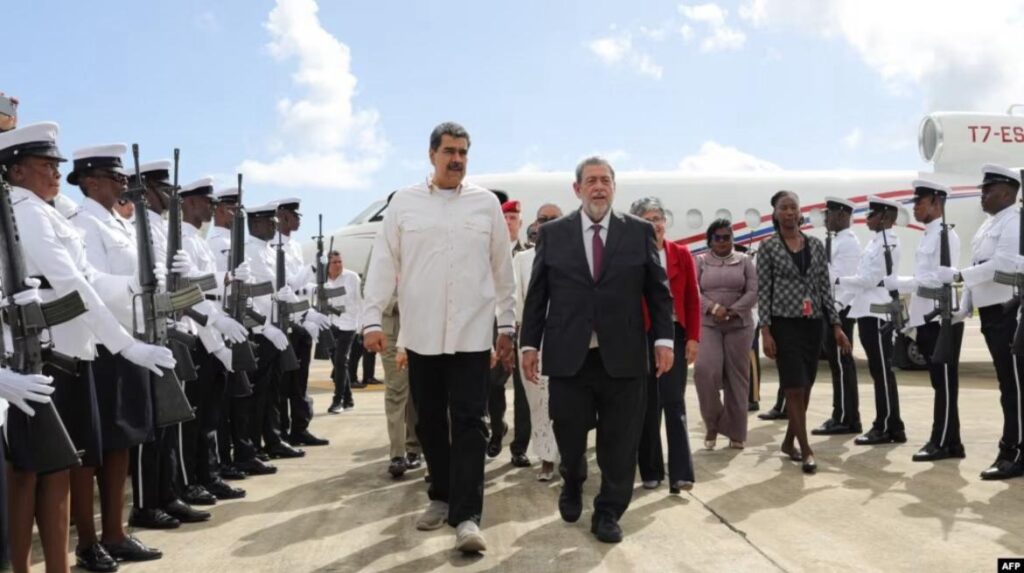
[520,209,674,379]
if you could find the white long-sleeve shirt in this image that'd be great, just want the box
[282,234,314,295]
[244,234,276,330]
[961,205,1019,309]
[11,187,135,359]
[70,196,141,331]
[892,218,962,328]
[362,179,516,355]
[180,221,229,353]
[829,228,861,308]
[325,269,363,331]
[839,229,899,320]
[208,225,231,273]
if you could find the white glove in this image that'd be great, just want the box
[212,314,248,344]
[937,266,959,284]
[319,254,328,266]
[276,286,299,303]
[228,261,252,283]
[883,276,900,292]
[171,250,197,277]
[120,341,177,375]
[0,369,54,417]
[302,319,321,339]
[129,264,167,294]
[305,309,331,329]
[262,324,290,351]
[212,347,234,372]
[10,277,42,307]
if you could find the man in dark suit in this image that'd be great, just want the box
[520,156,675,543]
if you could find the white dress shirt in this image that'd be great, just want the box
[208,225,232,273]
[147,209,168,262]
[892,218,962,328]
[181,221,229,353]
[961,204,1019,309]
[829,228,862,308]
[244,234,277,331]
[840,229,899,320]
[325,269,363,331]
[362,179,516,355]
[71,196,141,330]
[282,234,314,295]
[11,187,135,359]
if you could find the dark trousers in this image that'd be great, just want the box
[181,345,227,485]
[858,317,904,433]
[330,327,356,405]
[979,304,1024,462]
[550,349,646,521]
[280,330,314,436]
[487,340,531,456]
[219,382,254,464]
[407,350,490,526]
[915,320,964,448]
[638,324,695,484]
[249,335,284,451]
[131,426,180,509]
[349,338,377,383]
[824,311,860,425]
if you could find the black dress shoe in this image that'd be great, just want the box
[388,456,407,478]
[128,507,180,530]
[365,377,382,385]
[163,499,211,523]
[236,458,278,475]
[289,430,329,446]
[103,535,162,562]
[76,542,119,572]
[350,380,367,389]
[511,453,531,468]
[748,401,760,412]
[205,479,247,500]
[980,458,1024,480]
[255,451,271,462]
[405,452,423,470]
[181,485,217,506]
[219,465,248,480]
[854,428,907,446]
[558,484,583,523]
[811,419,862,436]
[590,516,623,543]
[802,456,818,474]
[757,407,786,421]
[266,442,306,459]
[912,442,966,462]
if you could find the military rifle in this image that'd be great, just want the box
[993,168,1024,355]
[274,228,308,373]
[870,228,910,367]
[311,215,345,360]
[0,166,84,472]
[126,144,200,426]
[918,198,956,364]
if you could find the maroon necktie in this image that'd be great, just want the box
[591,224,604,281]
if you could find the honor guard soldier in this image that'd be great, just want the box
[952,165,1024,479]
[274,197,331,447]
[833,197,905,445]
[813,197,862,435]
[886,183,961,455]
[2,125,177,572]
[208,187,237,273]
[176,178,250,500]
[244,203,305,461]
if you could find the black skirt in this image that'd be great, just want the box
[49,360,104,468]
[770,317,824,390]
[93,345,154,451]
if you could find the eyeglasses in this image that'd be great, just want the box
[644,216,667,225]
[712,233,733,242]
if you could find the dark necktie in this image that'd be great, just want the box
[591,224,604,281]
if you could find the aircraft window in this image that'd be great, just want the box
[347,200,387,225]
[744,208,761,230]
[686,209,703,229]
[715,209,732,222]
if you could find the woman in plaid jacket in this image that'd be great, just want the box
[757,191,852,473]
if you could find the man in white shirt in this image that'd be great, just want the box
[362,122,516,553]
[812,198,863,436]
[946,165,1024,480]
[324,250,363,414]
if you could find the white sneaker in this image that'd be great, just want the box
[454,520,487,553]
[415,500,448,531]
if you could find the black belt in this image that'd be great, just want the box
[205,294,223,302]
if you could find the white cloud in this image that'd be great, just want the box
[240,0,386,189]
[678,141,782,172]
[842,127,862,150]
[737,0,1024,111]
[587,32,663,79]
[678,3,747,52]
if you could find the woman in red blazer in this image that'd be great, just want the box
[633,197,701,494]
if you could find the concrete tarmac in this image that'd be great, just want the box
[36,342,1023,573]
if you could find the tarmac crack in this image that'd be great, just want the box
[688,492,790,573]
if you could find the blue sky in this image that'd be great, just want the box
[4,0,1020,233]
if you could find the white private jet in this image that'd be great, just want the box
[312,108,1024,368]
